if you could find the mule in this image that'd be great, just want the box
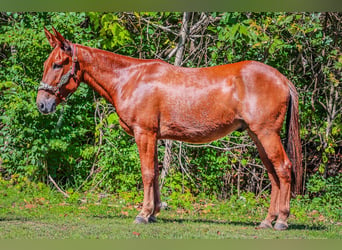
[36,27,302,230]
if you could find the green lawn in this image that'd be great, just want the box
[0,179,341,239]
[1,207,340,239]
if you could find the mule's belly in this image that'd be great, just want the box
[159,119,245,143]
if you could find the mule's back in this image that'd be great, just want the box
[151,61,289,142]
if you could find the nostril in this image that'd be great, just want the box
[51,102,56,111]
[39,102,45,111]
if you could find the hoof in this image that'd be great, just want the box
[274,222,288,231]
[134,215,148,224]
[148,215,157,223]
[257,220,273,229]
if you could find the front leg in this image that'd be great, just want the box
[134,129,159,224]
[149,143,161,222]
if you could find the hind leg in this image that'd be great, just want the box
[249,130,292,230]
[249,131,279,228]
[148,145,161,223]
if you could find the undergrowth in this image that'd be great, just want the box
[1,175,340,227]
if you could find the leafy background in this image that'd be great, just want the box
[0,12,341,216]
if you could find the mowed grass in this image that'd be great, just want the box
[0,180,341,239]
[1,207,340,239]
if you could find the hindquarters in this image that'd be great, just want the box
[239,61,290,134]
[238,61,302,229]
[238,62,302,195]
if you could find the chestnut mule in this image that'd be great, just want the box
[37,28,302,230]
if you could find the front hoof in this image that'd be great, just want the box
[134,215,148,224]
[274,221,288,231]
[257,220,273,229]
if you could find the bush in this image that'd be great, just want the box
[0,12,341,207]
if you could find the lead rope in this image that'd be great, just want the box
[56,103,65,128]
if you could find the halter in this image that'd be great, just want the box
[38,43,78,102]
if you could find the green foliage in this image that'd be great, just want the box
[88,12,133,50]
[306,174,341,215]
[290,173,341,221]
[92,112,142,193]
[0,12,97,187]
[1,178,340,239]
[0,12,341,210]
[0,175,64,207]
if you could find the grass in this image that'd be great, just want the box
[0,178,341,239]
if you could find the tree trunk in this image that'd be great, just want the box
[160,12,191,188]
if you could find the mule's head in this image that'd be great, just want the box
[36,27,81,114]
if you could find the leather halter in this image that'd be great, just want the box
[38,43,78,101]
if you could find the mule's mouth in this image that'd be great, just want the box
[37,100,56,114]
[36,89,58,115]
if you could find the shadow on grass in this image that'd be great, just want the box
[157,217,328,231]
[288,223,329,231]
[0,216,30,222]
[90,214,328,231]
[158,217,257,227]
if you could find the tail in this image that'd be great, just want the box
[285,80,303,195]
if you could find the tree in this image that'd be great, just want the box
[0,12,340,199]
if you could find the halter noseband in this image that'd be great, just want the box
[38,43,78,101]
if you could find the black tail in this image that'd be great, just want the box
[285,80,303,195]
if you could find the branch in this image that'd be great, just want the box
[189,12,208,34]
[48,175,70,198]
[177,142,199,188]
[139,16,178,35]
[182,142,253,152]
[174,12,191,66]
[161,12,191,186]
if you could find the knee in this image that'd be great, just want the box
[141,170,155,184]
[276,161,292,183]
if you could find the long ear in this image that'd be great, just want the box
[52,27,72,55]
[44,27,58,48]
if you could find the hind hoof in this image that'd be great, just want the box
[274,221,288,230]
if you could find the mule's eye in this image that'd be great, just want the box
[53,63,62,70]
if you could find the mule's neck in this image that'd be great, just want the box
[76,44,146,106]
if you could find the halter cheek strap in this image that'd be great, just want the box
[38,44,78,102]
